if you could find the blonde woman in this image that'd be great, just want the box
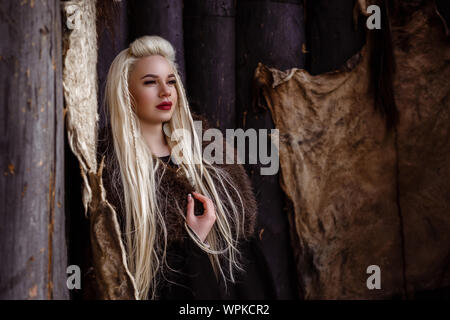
[96,35,275,300]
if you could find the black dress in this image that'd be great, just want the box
[156,155,276,300]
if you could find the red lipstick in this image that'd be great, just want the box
[156,101,172,110]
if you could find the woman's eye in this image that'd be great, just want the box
[143,80,176,85]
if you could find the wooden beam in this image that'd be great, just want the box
[0,0,68,299]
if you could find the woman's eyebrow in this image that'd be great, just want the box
[140,73,175,80]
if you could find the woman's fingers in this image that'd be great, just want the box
[186,193,195,221]
[185,192,216,243]
[192,192,216,220]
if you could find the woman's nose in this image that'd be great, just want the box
[160,83,171,97]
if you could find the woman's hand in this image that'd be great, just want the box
[186,192,216,243]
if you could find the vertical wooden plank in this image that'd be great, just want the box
[305,0,366,74]
[236,0,305,299]
[183,0,236,132]
[51,0,68,300]
[97,0,129,129]
[128,0,186,84]
[0,0,68,299]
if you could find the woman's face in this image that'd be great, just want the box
[128,55,178,125]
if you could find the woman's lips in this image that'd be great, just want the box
[156,101,172,110]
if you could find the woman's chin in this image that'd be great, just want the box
[138,114,173,125]
[158,114,173,123]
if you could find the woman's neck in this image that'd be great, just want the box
[139,121,171,157]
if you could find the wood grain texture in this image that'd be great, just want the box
[184,0,236,132]
[305,0,366,75]
[0,0,68,299]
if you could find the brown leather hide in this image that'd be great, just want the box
[254,1,450,299]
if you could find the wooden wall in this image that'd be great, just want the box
[0,0,68,299]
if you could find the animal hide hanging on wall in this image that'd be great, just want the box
[254,0,450,299]
[62,0,137,299]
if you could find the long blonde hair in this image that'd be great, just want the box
[104,35,248,299]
